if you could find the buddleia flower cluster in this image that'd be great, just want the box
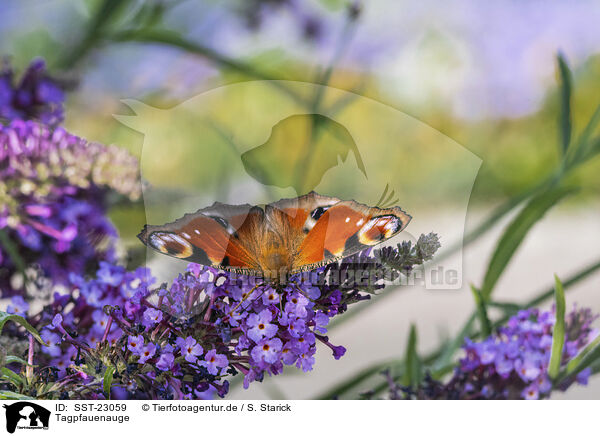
[383,306,598,400]
[0,120,141,296]
[2,233,440,400]
[0,59,64,126]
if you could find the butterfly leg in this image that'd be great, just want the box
[224,282,265,320]
[290,282,317,302]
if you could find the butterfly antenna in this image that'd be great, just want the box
[375,184,390,208]
[376,183,399,209]
[291,283,317,302]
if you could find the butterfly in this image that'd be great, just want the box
[138,191,411,280]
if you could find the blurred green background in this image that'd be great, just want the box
[3,2,600,236]
[2,0,600,399]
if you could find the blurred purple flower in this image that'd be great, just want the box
[0,120,141,296]
[0,58,64,126]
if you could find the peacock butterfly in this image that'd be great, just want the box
[138,191,411,280]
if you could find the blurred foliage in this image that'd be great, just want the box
[2,0,600,400]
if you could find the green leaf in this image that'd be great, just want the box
[548,275,566,380]
[564,334,600,379]
[0,390,35,400]
[567,335,600,375]
[401,324,421,388]
[5,356,35,367]
[480,186,576,299]
[433,314,476,370]
[565,105,600,169]
[557,53,573,156]
[471,285,492,338]
[103,365,115,399]
[486,301,522,315]
[0,311,47,346]
[582,136,600,163]
[0,230,27,279]
[1,367,24,387]
[315,360,394,399]
[58,0,133,68]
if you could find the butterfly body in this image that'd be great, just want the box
[138,192,411,280]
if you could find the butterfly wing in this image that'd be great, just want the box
[139,192,411,277]
[137,202,265,275]
[288,195,411,272]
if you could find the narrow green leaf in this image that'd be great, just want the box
[564,334,600,378]
[401,324,421,388]
[582,136,600,163]
[316,361,394,399]
[557,53,573,155]
[434,314,476,370]
[565,105,600,169]
[481,186,575,299]
[470,285,492,338]
[103,365,115,399]
[486,301,522,315]
[5,356,35,367]
[1,367,24,387]
[0,390,35,400]
[0,230,27,278]
[548,275,566,380]
[0,311,47,346]
[561,343,600,385]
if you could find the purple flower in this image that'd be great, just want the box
[200,349,229,375]
[176,336,204,363]
[156,352,175,371]
[138,343,157,364]
[246,309,278,343]
[127,335,144,355]
[51,314,64,329]
[522,385,539,400]
[0,120,141,297]
[91,310,111,331]
[6,295,29,315]
[296,349,316,372]
[97,262,125,287]
[142,308,163,328]
[23,235,440,399]
[395,306,598,399]
[0,58,64,125]
[280,341,297,365]
[515,355,542,382]
[251,338,282,365]
[313,311,329,334]
[331,345,347,360]
[261,286,280,305]
[40,329,62,357]
[576,367,592,386]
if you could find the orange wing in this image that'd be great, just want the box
[291,197,411,272]
[137,203,265,275]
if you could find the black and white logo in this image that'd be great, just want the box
[2,402,50,433]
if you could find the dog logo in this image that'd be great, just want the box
[2,402,50,433]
